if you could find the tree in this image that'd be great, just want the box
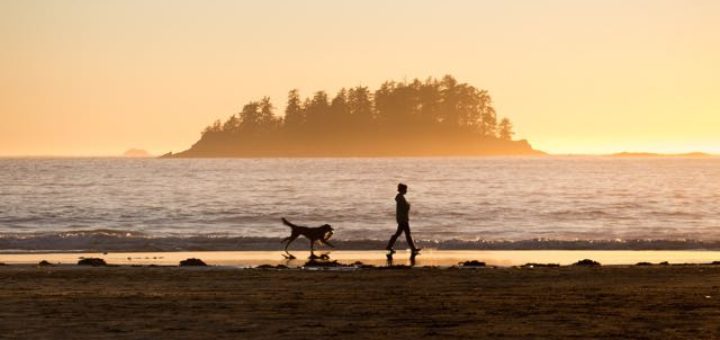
[417,77,442,126]
[284,89,304,130]
[305,91,330,131]
[258,97,278,129]
[481,106,498,138]
[203,119,223,136]
[440,75,460,127]
[222,114,240,133]
[347,86,373,126]
[498,118,514,141]
[330,88,350,130]
[239,101,261,131]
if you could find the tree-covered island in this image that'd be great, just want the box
[165,75,543,157]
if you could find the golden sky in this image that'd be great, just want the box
[1,0,718,156]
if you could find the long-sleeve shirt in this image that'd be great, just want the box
[396,193,410,223]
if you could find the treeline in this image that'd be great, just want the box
[173,75,539,157]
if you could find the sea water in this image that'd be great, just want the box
[1,157,719,251]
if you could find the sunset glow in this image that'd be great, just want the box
[1,0,718,156]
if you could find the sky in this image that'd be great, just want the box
[1,0,718,156]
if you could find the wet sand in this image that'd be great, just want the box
[1,265,720,338]
[5,249,720,267]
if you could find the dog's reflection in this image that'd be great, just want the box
[282,251,331,262]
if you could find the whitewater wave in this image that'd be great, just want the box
[3,229,720,252]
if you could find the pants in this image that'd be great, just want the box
[386,221,417,250]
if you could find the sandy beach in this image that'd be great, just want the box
[1,264,719,338]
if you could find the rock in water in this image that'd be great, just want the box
[77,258,107,266]
[179,258,207,267]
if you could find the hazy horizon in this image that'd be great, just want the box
[2,0,719,156]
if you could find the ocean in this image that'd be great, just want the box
[1,157,719,251]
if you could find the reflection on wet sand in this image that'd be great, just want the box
[3,250,720,267]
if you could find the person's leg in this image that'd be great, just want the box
[386,225,403,250]
[401,222,418,251]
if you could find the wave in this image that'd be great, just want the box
[3,229,720,252]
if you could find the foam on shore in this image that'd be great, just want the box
[3,230,720,252]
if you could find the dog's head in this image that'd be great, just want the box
[320,224,334,240]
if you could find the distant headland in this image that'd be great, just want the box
[164,75,543,158]
[610,152,713,158]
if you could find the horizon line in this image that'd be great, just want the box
[0,151,717,159]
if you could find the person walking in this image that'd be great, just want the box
[386,183,421,254]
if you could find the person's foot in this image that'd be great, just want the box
[386,248,396,254]
[411,248,422,254]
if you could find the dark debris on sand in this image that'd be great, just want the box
[351,261,376,269]
[520,263,560,268]
[179,258,207,267]
[573,259,601,267]
[379,265,412,270]
[303,259,354,268]
[77,258,107,266]
[459,260,487,268]
[38,260,53,266]
[256,264,289,269]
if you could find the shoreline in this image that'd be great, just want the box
[3,249,720,267]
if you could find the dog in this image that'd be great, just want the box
[280,217,334,259]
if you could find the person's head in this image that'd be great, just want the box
[397,183,408,194]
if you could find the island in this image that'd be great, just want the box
[164,75,544,157]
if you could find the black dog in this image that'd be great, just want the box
[280,217,334,259]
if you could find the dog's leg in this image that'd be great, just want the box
[321,239,335,248]
[285,234,300,251]
[309,240,318,259]
[284,234,299,252]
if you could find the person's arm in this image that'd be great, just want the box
[399,195,407,208]
[396,195,409,220]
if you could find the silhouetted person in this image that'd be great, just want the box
[386,183,421,254]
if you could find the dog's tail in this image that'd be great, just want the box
[281,217,299,228]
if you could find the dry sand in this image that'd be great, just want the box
[1,265,720,338]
